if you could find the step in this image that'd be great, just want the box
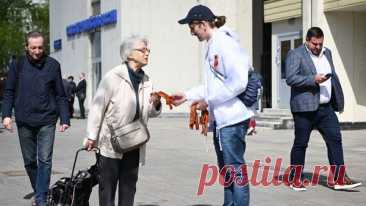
[255,118,294,130]
[158,112,189,118]
[262,108,292,116]
[257,113,292,118]
[256,114,293,120]
[255,115,287,122]
[256,120,282,129]
[273,118,294,129]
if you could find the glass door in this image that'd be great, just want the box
[277,33,302,109]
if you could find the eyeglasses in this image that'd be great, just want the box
[133,48,151,54]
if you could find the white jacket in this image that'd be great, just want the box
[185,26,254,130]
[85,64,161,164]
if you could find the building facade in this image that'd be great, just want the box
[49,0,253,114]
[50,0,366,124]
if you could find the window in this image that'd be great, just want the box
[295,38,303,48]
[280,37,302,79]
[281,40,291,79]
[90,0,102,96]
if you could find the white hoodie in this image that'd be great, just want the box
[185,26,254,130]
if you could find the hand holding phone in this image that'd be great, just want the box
[315,73,332,84]
[324,73,332,79]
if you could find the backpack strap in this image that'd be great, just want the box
[15,56,25,97]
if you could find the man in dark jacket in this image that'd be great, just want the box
[2,31,70,206]
[76,73,86,119]
[62,76,76,118]
[67,76,76,118]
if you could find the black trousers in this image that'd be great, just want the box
[77,94,86,118]
[68,96,75,118]
[98,149,140,206]
[290,103,345,180]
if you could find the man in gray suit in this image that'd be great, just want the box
[285,27,361,191]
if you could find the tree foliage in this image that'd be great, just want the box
[0,0,49,75]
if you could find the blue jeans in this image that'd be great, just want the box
[214,120,250,206]
[17,124,56,206]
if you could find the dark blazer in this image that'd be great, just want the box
[285,44,344,113]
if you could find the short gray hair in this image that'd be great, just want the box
[25,31,44,46]
[120,34,149,62]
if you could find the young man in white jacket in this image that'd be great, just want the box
[173,5,253,206]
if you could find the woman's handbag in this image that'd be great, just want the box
[108,120,150,153]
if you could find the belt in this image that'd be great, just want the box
[319,102,331,108]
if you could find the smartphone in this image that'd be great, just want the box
[324,73,332,79]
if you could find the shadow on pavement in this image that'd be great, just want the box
[23,192,34,199]
[303,172,362,192]
[188,205,215,206]
[137,205,160,206]
[0,127,5,133]
[273,172,362,192]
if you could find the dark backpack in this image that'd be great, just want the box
[237,70,263,107]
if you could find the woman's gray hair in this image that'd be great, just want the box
[120,34,149,62]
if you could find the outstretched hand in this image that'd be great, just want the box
[171,92,187,106]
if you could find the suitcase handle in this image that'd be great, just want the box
[70,147,100,178]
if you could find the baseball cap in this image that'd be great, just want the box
[178,5,216,24]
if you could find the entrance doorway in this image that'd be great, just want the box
[276,33,302,109]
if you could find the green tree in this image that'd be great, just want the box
[0,0,49,75]
[30,1,50,54]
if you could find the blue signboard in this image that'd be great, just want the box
[66,9,117,37]
[54,39,62,50]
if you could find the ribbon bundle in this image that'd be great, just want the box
[152,91,174,110]
[189,103,209,136]
[152,91,209,136]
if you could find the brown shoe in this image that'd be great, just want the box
[334,176,362,190]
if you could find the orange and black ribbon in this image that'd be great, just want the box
[189,103,209,136]
[153,91,174,110]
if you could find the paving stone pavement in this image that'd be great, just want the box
[0,117,365,206]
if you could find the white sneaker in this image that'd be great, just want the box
[334,177,362,190]
[290,183,307,191]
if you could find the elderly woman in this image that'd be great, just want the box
[84,35,161,206]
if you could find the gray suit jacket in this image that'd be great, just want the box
[285,44,344,113]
